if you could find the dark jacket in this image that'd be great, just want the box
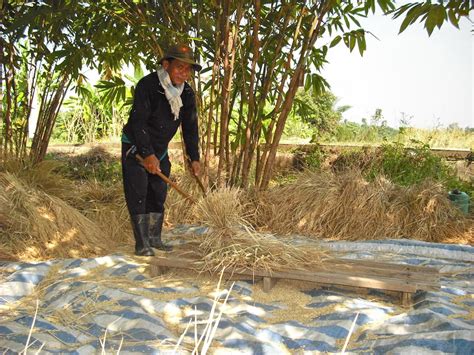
[123,72,200,162]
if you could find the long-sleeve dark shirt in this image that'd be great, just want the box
[123,72,200,162]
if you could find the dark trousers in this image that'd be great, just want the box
[121,143,171,215]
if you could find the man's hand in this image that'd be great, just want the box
[190,160,200,176]
[143,154,161,175]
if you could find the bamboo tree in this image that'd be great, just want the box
[2,0,471,174]
[259,1,333,189]
[216,0,232,186]
[239,0,261,188]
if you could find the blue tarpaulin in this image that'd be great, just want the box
[0,226,473,354]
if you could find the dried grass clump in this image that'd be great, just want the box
[165,172,205,225]
[165,154,220,226]
[0,159,75,200]
[193,187,246,228]
[68,181,132,245]
[190,188,327,274]
[259,169,473,244]
[0,172,112,261]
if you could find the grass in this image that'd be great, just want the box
[313,123,474,150]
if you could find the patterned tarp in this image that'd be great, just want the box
[0,226,473,354]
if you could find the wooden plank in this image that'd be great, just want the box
[149,264,169,277]
[263,277,277,292]
[147,253,439,289]
[295,261,439,285]
[148,254,439,292]
[278,267,437,291]
[150,264,160,277]
[148,252,440,294]
[256,268,420,293]
[149,256,434,293]
[401,292,413,307]
[324,258,439,274]
[152,251,439,277]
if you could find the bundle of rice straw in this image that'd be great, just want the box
[0,172,111,261]
[190,187,328,274]
[259,169,473,244]
[1,159,76,200]
[165,170,209,225]
[68,180,132,246]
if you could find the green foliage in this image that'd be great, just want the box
[391,1,472,36]
[95,76,128,106]
[47,148,121,185]
[377,141,473,196]
[301,146,327,170]
[322,120,398,143]
[322,120,473,150]
[53,82,129,143]
[283,116,313,142]
[332,141,473,196]
[398,126,474,150]
[367,141,453,185]
[3,0,472,177]
[293,90,342,132]
[283,89,346,143]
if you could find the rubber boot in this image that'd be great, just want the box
[130,214,155,256]
[149,212,172,251]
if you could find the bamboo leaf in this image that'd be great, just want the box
[349,34,356,52]
[447,9,459,28]
[330,35,342,48]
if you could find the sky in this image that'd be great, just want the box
[321,11,473,129]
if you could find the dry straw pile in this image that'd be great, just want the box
[258,169,473,244]
[0,172,107,260]
[1,150,471,263]
[165,171,204,225]
[0,161,130,261]
[67,180,131,247]
[189,187,328,274]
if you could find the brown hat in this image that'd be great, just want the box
[159,44,202,72]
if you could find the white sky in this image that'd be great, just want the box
[321,11,473,129]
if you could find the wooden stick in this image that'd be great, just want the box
[187,159,207,196]
[178,126,208,197]
[135,154,196,204]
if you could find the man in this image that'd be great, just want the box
[121,44,201,256]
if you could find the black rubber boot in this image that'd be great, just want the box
[149,212,172,251]
[130,214,155,256]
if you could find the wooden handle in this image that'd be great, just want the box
[135,154,196,204]
[186,159,207,196]
[193,174,207,196]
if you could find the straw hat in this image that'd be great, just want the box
[159,44,202,72]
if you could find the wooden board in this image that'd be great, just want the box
[148,252,440,301]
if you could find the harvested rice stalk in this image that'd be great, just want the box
[0,172,111,261]
[0,159,75,200]
[193,187,248,229]
[260,169,473,244]
[67,181,132,245]
[165,173,200,225]
[191,188,327,274]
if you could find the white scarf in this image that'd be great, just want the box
[157,67,184,120]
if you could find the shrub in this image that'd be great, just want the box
[331,141,473,196]
[47,147,121,185]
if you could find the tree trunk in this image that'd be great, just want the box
[259,5,328,189]
[30,74,70,164]
[216,0,232,187]
[240,0,261,188]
